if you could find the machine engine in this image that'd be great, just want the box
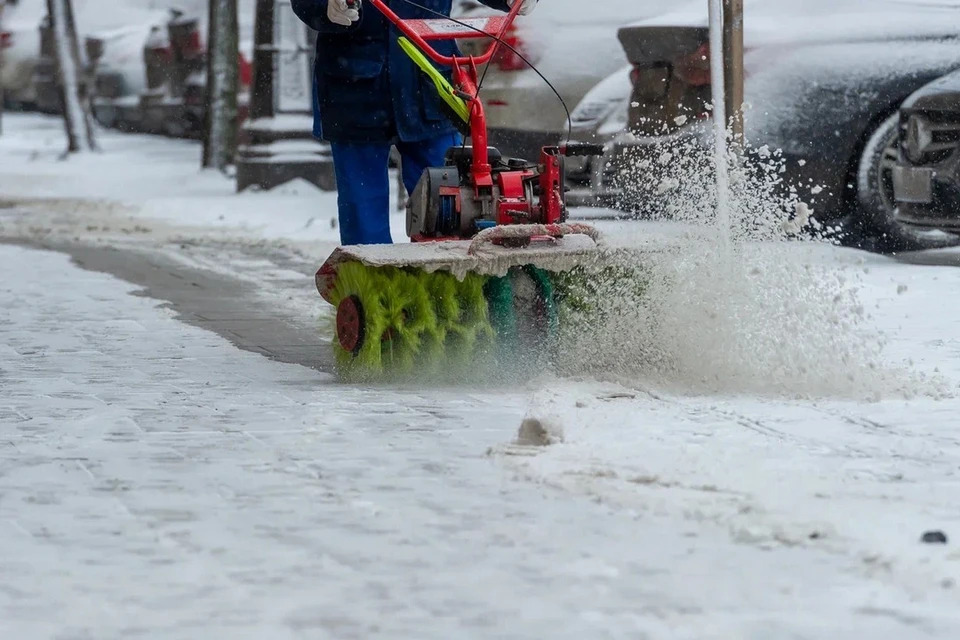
[407,145,580,241]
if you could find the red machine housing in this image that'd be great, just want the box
[362,0,600,246]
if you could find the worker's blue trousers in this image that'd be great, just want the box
[330,132,461,246]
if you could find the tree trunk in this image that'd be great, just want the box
[202,0,239,171]
[0,1,6,137]
[65,0,97,149]
[47,0,96,154]
[722,0,744,146]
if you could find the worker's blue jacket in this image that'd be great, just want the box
[291,0,510,144]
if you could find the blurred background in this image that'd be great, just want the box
[2,0,959,253]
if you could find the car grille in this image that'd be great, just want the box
[565,156,592,184]
[900,111,960,166]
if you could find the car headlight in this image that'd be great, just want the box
[571,99,620,130]
[905,114,933,164]
[597,100,629,137]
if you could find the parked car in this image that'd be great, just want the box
[87,16,170,131]
[33,0,254,139]
[893,69,960,234]
[563,64,632,207]
[1,0,45,109]
[133,1,255,138]
[34,3,175,115]
[598,0,960,252]
[455,0,681,163]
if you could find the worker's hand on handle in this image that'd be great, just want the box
[328,0,360,26]
[507,0,538,15]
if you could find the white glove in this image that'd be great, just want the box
[508,0,537,15]
[328,0,360,26]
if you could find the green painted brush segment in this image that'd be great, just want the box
[328,262,504,383]
[420,270,497,380]
[323,258,656,384]
[328,262,440,383]
[327,261,570,384]
[436,271,498,376]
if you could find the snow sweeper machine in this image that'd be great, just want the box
[315,0,615,382]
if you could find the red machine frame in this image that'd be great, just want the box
[364,0,520,191]
[359,0,570,240]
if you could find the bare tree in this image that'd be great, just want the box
[202,0,239,172]
[46,0,96,154]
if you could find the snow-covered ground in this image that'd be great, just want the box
[0,114,352,245]
[4,242,959,639]
[2,114,960,638]
[0,114,647,247]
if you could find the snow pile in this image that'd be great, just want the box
[553,120,950,401]
[514,388,567,446]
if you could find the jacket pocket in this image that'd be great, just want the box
[321,40,385,80]
[316,41,391,134]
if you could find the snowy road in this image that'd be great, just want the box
[3,239,960,639]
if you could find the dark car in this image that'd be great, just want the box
[893,69,960,232]
[601,0,960,252]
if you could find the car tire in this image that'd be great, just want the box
[93,105,117,129]
[851,112,959,253]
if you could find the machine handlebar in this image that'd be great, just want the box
[357,0,525,68]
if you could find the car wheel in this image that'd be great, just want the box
[93,106,117,129]
[852,112,959,253]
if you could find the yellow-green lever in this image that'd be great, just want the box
[397,36,471,126]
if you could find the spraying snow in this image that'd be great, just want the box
[551,114,950,401]
[527,1,946,400]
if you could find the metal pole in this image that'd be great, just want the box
[723,0,744,145]
[247,0,274,121]
[708,0,730,242]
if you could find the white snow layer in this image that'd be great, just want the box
[0,113,356,245]
[3,237,960,638]
[2,113,960,638]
